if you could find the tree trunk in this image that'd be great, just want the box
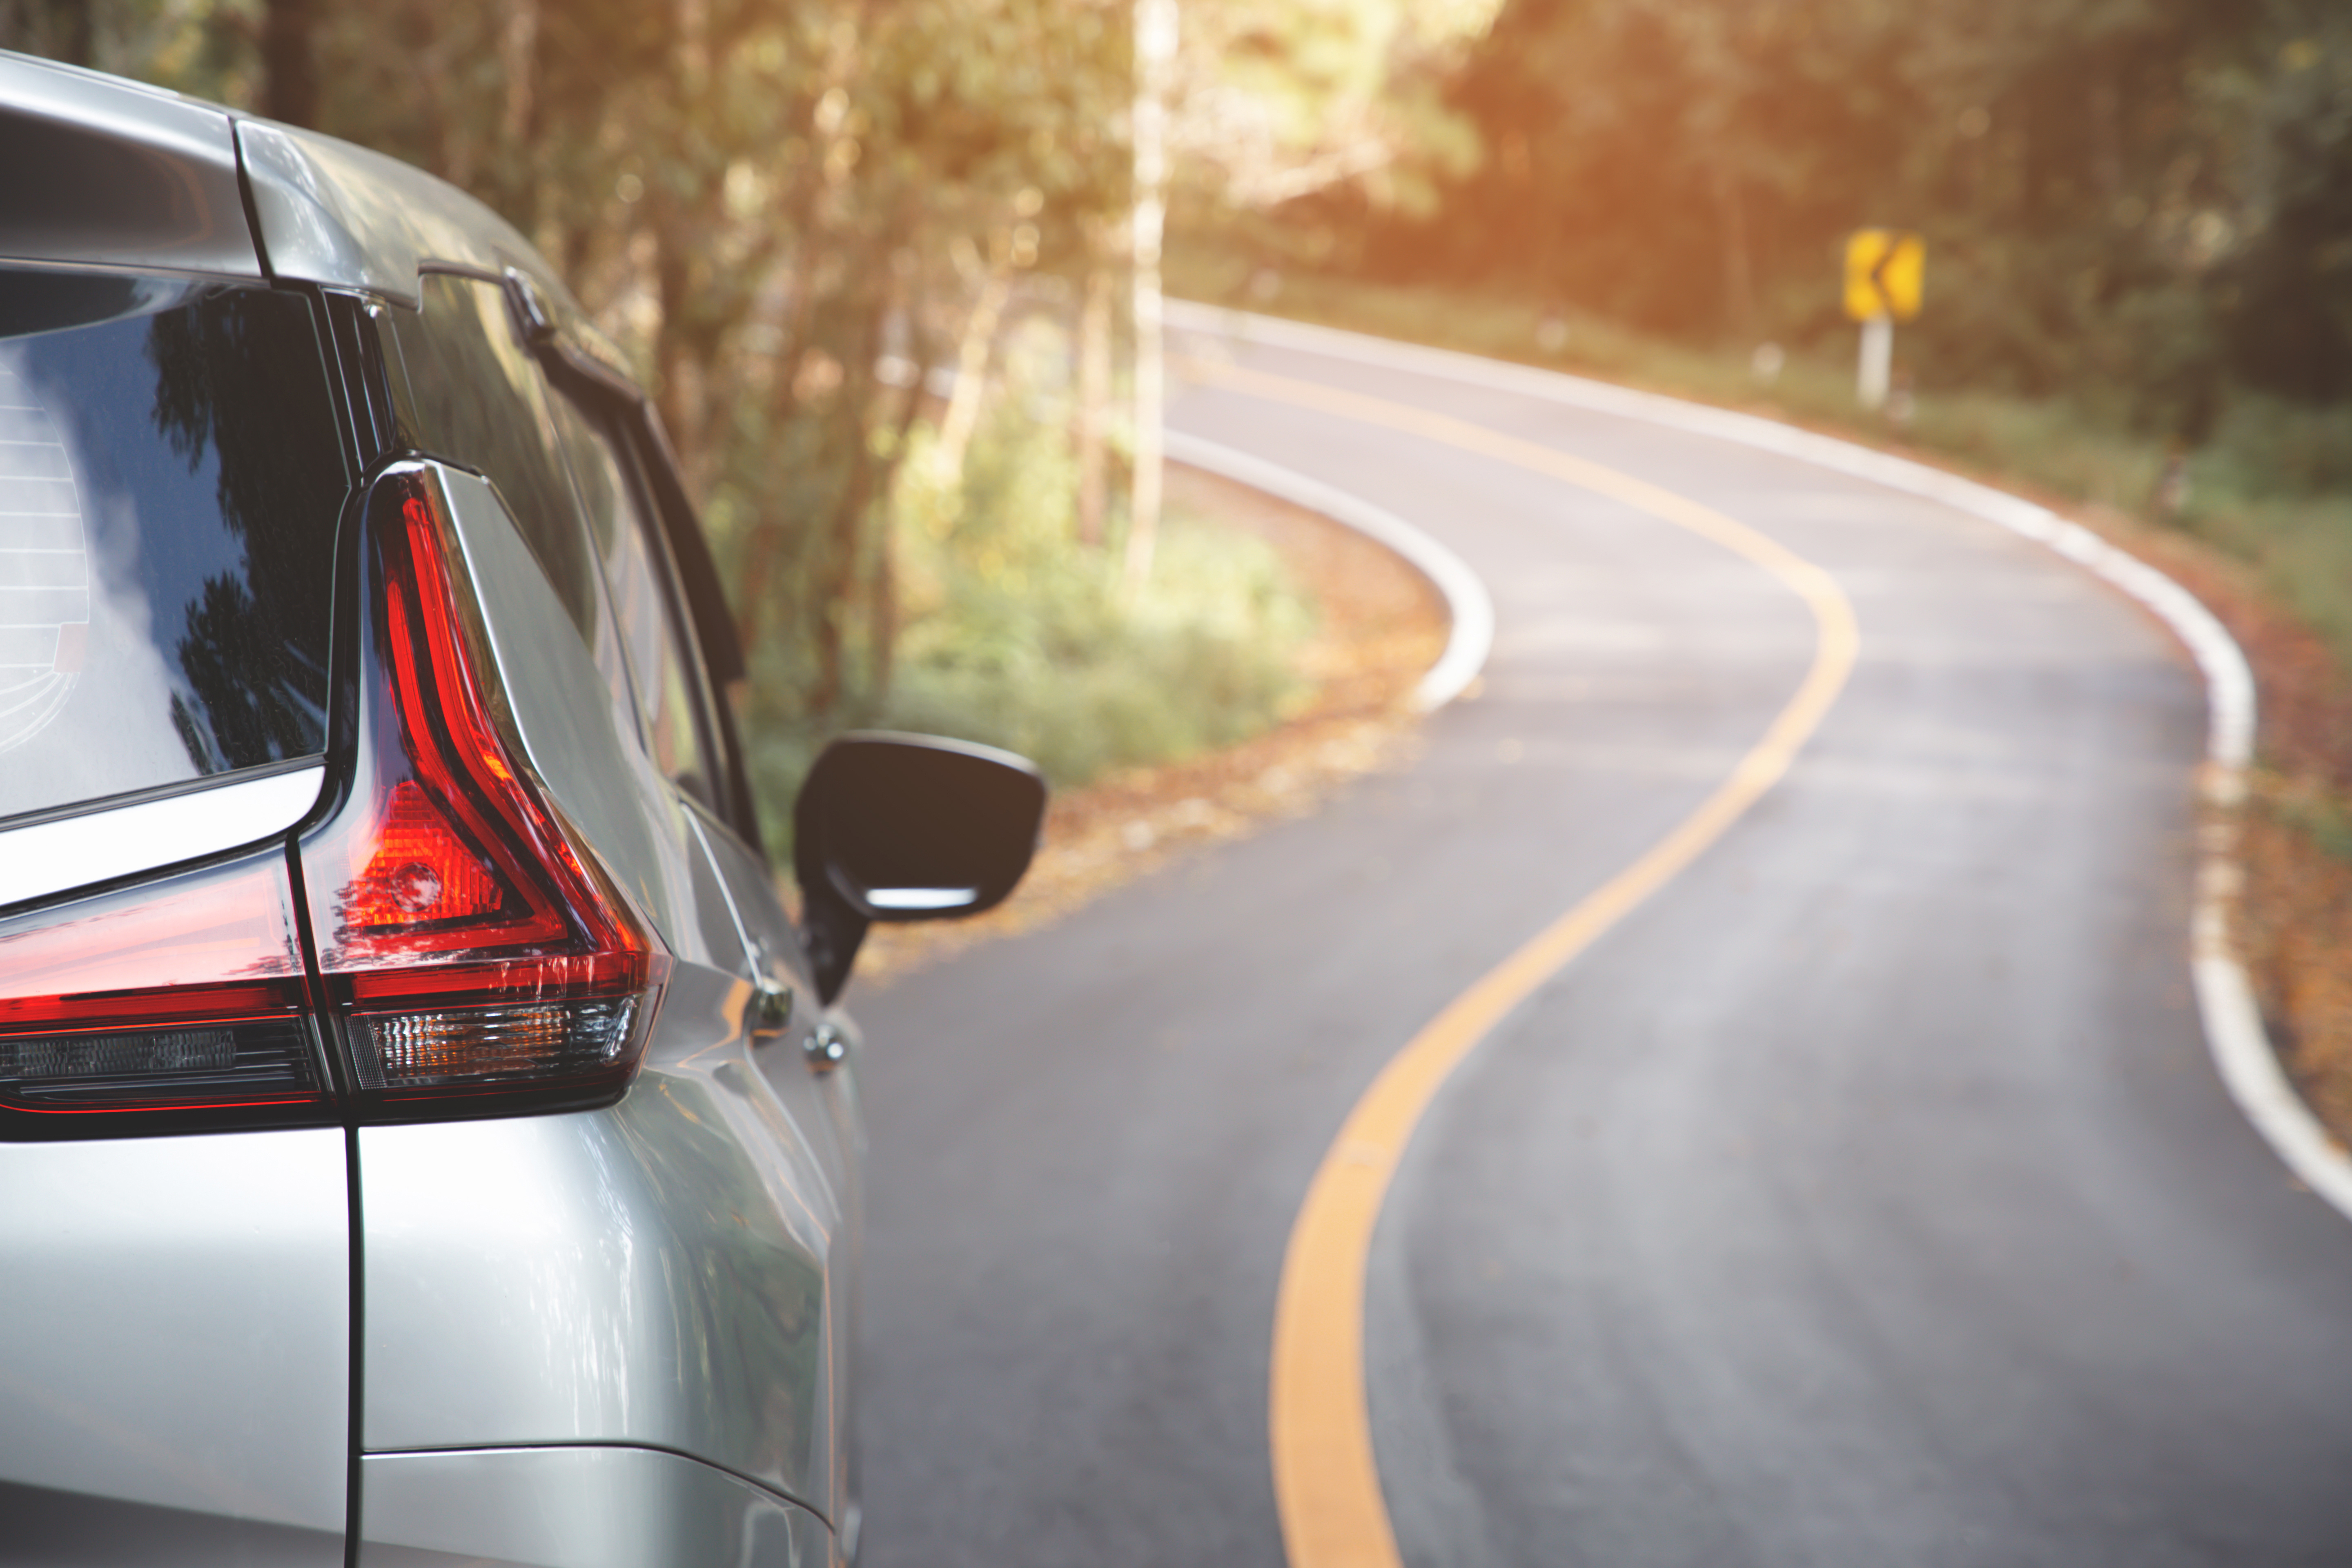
[261,0,318,128]
[1125,0,1176,590]
[1706,154,1754,342]
[809,386,884,716]
[733,521,790,654]
[933,255,1011,488]
[499,0,541,225]
[651,212,717,499]
[44,0,96,66]
[867,354,927,704]
[1076,256,1114,548]
[2088,55,2123,205]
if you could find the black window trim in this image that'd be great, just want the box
[520,309,763,856]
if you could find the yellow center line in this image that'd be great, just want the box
[1191,360,1862,1568]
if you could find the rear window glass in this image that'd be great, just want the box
[0,271,348,825]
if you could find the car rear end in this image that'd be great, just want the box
[0,53,852,1568]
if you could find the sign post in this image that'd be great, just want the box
[1843,229,1924,410]
[1857,312,1894,410]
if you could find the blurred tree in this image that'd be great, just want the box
[1363,0,2352,424]
[0,0,95,64]
[1169,0,1490,222]
[259,0,315,124]
[2,0,1504,731]
[292,0,1136,721]
[2210,6,2352,401]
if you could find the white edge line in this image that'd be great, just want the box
[1172,301,2352,1223]
[1162,428,1494,712]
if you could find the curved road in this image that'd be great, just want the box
[811,321,2352,1566]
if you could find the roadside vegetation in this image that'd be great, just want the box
[741,321,1313,819]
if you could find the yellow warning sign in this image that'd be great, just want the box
[1844,229,1925,322]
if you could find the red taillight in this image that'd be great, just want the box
[0,851,325,1121]
[301,475,668,1107]
[343,780,512,930]
[0,470,666,1136]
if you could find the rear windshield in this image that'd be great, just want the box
[0,271,348,825]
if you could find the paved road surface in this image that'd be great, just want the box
[794,323,2352,1566]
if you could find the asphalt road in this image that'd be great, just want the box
[814,323,2352,1566]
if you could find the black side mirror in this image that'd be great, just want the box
[793,732,1048,1004]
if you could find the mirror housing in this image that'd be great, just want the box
[793,732,1047,1004]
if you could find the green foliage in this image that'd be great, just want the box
[735,372,1311,849]
[886,507,1310,789]
[753,324,1308,816]
[2265,776,2352,864]
[1170,0,1494,218]
[1325,0,2352,413]
[2201,394,2352,499]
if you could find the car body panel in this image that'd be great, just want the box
[0,52,260,279]
[238,120,552,310]
[356,965,844,1519]
[0,1127,348,1547]
[0,763,325,912]
[686,804,864,1528]
[358,466,851,1526]
[0,1479,344,1568]
[357,1444,832,1568]
[428,464,701,956]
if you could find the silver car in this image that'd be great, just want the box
[0,51,1043,1567]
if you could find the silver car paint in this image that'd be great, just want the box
[358,967,846,1522]
[431,466,705,959]
[237,115,600,341]
[359,465,853,1534]
[0,762,324,911]
[0,1127,347,1550]
[688,801,865,1529]
[238,121,547,312]
[0,52,567,317]
[358,1445,830,1568]
[0,53,262,279]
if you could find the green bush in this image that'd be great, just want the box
[883,391,1310,785]
[2202,395,2352,499]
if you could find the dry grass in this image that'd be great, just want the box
[2243,791,2352,1134]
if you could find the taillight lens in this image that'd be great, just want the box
[0,468,666,1137]
[301,472,667,1109]
[0,851,326,1127]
